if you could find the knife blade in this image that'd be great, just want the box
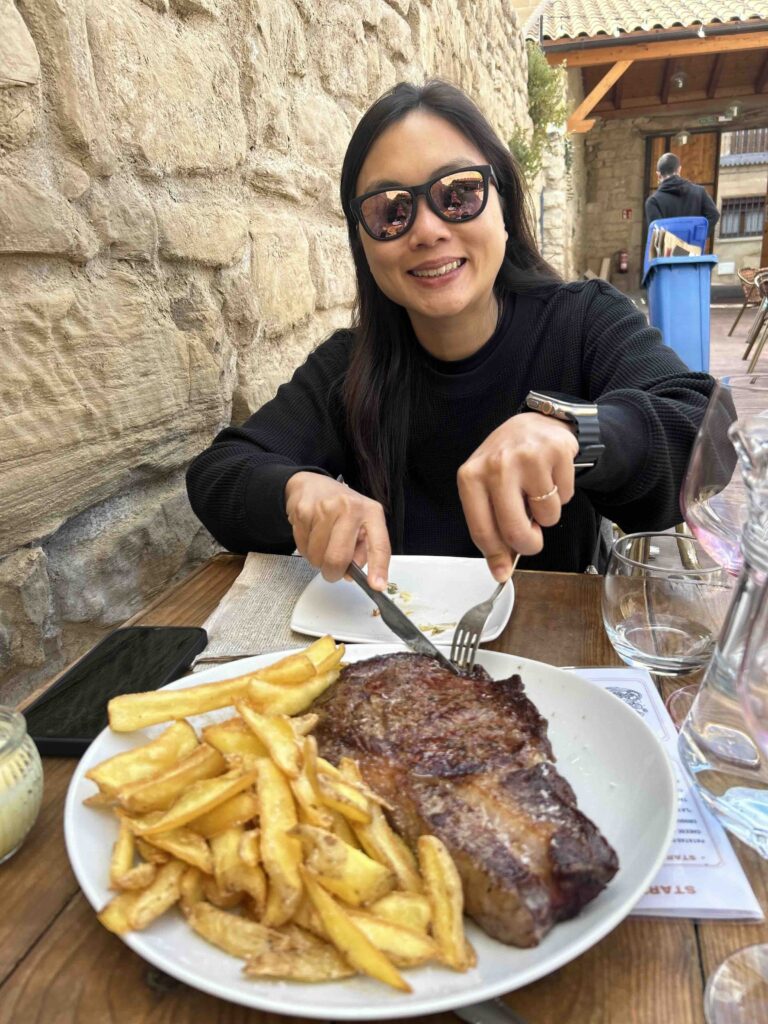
[346,562,460,675]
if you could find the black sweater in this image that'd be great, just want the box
[645,176,720,236]
[186,280,714,573]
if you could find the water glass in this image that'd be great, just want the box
[602,532,732,676]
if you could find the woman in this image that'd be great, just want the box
[186,80,713,587]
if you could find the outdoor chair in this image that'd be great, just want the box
[742,270,768,371]
[728,267,764,336]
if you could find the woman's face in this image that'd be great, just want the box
[355,110,508,328]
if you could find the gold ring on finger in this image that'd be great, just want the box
[527,484,559,503]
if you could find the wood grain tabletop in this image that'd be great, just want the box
[3,554,766,1024]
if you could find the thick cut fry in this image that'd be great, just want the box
[244,924,355,982]
[417,835,475,971]
[304,635,337,667]
[314,644,346,675]
[346,909,438,968]
[236,703,301,778]
[86,720,199,794]
[256,758,303,927]
[246,669,339,716]
[210,827,244,891]
[98,859,185,933]
[317,773,372,824]
[370,892,432,934]
[143,827,213,874]
[351,805,422,893]
[188,901,292,958]
[109,818,135,889]
[329,809,362,848]
[291,713,319,736]
[254,652,316,685]
[294,824,395,906]
[136,836,170,864]
[117,744,226,814]
[187,791,259,839]
[130,769,256,836]
[240,828,261,868]
[117,863,158,891]
[203,876,243,909]
[202,718,268,758]
[291,772,334,830]
[301,868,410,992]
[83,791,116,808]
[180,866,206,914]
[108,676,255,732]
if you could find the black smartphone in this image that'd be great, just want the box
[24,626,207,757]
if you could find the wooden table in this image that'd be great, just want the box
[3,553,767,1024]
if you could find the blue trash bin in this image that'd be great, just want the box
[643,216,710,277]
[642,255,718,372]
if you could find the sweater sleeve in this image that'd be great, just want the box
[700,187,721,233]
[186,331,353,553]
[574,282,714,532]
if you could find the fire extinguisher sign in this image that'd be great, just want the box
[621,209,633,220]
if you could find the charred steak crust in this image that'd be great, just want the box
[312,653,619,947]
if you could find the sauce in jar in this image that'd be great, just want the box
[0,707,43,864]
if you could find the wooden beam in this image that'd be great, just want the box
[567,60,633,132]
[593,90,768,122]
[757,51,768,92]
[612,72,625,110]
[660,59,673,105]
[546,30,768,68]
[707,53,726,98]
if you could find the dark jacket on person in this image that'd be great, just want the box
[645,175,720,236]
[186,280,714,575]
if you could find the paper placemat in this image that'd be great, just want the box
[193,553,318,669]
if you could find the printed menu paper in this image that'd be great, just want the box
[571,667,763,921]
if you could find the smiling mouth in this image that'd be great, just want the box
[409,258,466,279]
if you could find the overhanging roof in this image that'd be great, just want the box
[535,1,768,41]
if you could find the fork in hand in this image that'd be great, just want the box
[450,552,522,671]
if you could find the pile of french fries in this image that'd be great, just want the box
[85,636,475,992]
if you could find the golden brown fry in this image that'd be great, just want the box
[98,859,185,933]
[314,644,346,675]
[202,717,268,758]
[254,652,316,685]
[203,875,243,909]
[115,862,158,891]
[187,791,259,839]
[109,818,136,890]
[83,791,117,809]
[417,835,475,971]
[244,924,355,983]
[256,758,303,927]
[210,827,244,891]
[350,796,422,894]
[236,703,301,778]
[246,669,339,716]
[301,867,410,992]
[346,909,438,968]
[117,743,226,814]
[239,828,261,868]
[294,824,395,907]
[317,773,372,825]
[188,901,292,958]
[329,809,362,848]
[180,866,206,914]
[130,769,257,836]
[143,827,213,874]
[136,836,170,864]
[291,772,334,830]
[369,892,432,934]
[86,720,199,795]
[304,635,338,668]
[108,676,256,732]
[291,713,319,736]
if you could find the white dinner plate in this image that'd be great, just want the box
[290,555,514,644]
[64,644,676,1021]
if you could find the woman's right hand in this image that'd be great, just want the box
[284,472,391,590]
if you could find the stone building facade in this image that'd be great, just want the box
[0,0,531,703]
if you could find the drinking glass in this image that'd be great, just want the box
[602,532,732,676]
[702,572,768,1024]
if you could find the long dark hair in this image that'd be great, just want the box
[340,80,560,536]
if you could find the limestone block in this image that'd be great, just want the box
[0,85,37,149]
[86,3,246,177]
[85,177,157,262]
[0,1,40,86]
[20,0,116,175]
[46,474,219,624]
[247,0,307,79]
[385,0,410,16]
[249,212,316,335]
[155,199,248,267]
[139,0,169,11]
[293,92,351,176]
[0,175,98,262]
[0,548,57,675]
[172,0,220,15]
[378,4,413,61]
[217,245,260,326]
[308,227,355,311]
[313,6,368,99]
[0,269,225,555]
[244,150,336,208]
[57,159,90,200]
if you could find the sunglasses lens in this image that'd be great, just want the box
[430,169,486,221]
[360,189,414,239]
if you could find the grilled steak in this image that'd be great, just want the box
[312,653,619,947]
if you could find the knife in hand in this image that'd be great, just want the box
[346,562,460,675]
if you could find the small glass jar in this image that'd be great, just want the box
[0,707,44,865]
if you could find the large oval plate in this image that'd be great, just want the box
[64,644,676,1020]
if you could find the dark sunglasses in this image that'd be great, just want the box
[351,164,500,242]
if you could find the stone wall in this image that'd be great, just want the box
[0,0,530,703]
[714,161,768,285]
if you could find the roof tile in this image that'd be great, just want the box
[536,1,768,41]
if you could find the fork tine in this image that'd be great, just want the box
[450,581,508,671]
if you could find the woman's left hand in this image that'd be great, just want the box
[457,412,579,581]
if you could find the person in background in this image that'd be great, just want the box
[645,152,720,241]
[187,81,715,587]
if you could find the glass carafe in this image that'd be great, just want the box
[678,414,768,855]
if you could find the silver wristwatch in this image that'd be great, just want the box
[525,391,605,469]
